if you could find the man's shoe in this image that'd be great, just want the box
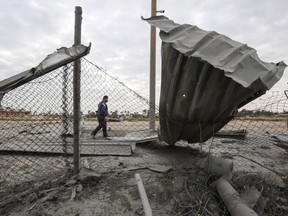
[103,135,111,140]
[91,133,96,139]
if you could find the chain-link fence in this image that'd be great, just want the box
[189,91,288,182]
[80,58,288,187]
[74,60,288,215]
[0,56,156,192]
[80,58,158,144]
[0,63,74,186]
[0,53,287,214]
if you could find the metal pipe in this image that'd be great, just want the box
[135,173,153,216]
[73,6,82,174]
[211,177,258,216]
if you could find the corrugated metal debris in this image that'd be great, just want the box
[144,16,287,145]
[0,44,91,106]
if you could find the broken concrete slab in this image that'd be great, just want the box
[76,170,102,186]
[147,165,173,173]
[0,141,135,156]
[240,185,261,208]
[111,129,158,143]
[215,129,247,139]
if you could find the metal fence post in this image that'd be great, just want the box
[73,6,82,174]
[149,0,156,131]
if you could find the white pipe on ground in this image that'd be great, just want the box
[135,173,153,216]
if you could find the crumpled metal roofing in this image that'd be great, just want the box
[0,44,91,95]
[144,16,287,145]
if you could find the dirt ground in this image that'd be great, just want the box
[1,140,288,216]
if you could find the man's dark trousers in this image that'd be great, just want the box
[92,116,108,137]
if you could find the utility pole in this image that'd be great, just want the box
[73,6,82,174]
[149,0,156,130]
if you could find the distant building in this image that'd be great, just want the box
[0,108,30,118]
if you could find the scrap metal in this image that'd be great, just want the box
[144,16,286,145]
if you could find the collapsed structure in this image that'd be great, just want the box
[144,16,286,145]
[0,44,91,107]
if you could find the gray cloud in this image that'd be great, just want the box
[1,0,287,101]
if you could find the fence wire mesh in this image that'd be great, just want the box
[80,58,157,142]
[0,63,74,187]
[188,92,288,183]
[0,56,287,215]
[0,57,155,190]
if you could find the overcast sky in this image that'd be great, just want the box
[0,0,287,102]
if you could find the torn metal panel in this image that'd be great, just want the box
[144,16,286,145]
[0,44,91,95]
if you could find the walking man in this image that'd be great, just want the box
[91,95,109,138]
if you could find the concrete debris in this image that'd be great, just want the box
[240,185,261,208]
[77,170,102,185]
[65,179,77,187]
[255,195,269,216]
[111,129,158,144]
[215,129,247,139]
[76,184,83,193]
[266,131,288,151]
[277,205,288,211]
[204,156,233,178]
[276,197,288,204]
[208,157,264,216]
[70,186,77,201]
[148,165,173,173]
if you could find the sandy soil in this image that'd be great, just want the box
[0,119,288,215]
[1,140,288,216]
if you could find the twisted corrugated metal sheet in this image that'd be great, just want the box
[0,44,91,94]
[144,16,287,145]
